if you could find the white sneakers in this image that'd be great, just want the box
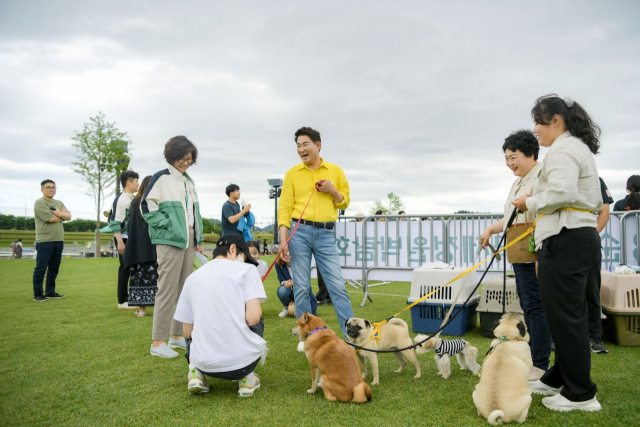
[278,308,288,318]
[529,380,562,396]
[530,380,602,412]
[542,393,602,412]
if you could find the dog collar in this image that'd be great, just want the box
[307,326,328,337]
[497,335,523,342]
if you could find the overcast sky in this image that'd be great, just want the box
[1,1,639,226]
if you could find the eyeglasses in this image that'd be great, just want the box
[178,157,193,165]
[43,186,57,190]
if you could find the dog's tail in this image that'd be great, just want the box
[487,410,504,425]
[388,318,408,328]
[351,382,373,403]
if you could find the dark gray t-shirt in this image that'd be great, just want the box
[221,200,243,237]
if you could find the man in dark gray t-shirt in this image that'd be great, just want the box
[221,183,250,237]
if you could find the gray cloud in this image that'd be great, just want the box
[1,1,639,223]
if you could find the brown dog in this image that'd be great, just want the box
[296,313,372,403]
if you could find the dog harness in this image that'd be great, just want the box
[435,339,466,358]
[355,322,384,355]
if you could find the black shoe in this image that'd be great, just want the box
[590,338,609,354]
[33,295,49,302]
[45,292,65,299]
[317,300,328,306]
[327,299,332,305]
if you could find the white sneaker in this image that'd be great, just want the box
[542,393,601,412]
[150,343,179,358]
[528,367,546,382]
[187,368,210,394]
[168,337,187,350]
[529,380,562,396]
[278,308,288,318]
[118,302,139,310]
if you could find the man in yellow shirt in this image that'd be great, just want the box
[278,127,353,336]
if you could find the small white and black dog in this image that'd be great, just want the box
[414,335,480,379]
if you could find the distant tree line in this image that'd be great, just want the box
[0,213,108,232]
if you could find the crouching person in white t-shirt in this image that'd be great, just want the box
[174,235,268,397]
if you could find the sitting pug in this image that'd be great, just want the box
[473,312,533,425]
[345,317,421,385]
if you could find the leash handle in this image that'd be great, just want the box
[261,188,316,283]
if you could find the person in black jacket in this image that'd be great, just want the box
[613,175,640,212]
[124,176,158,317]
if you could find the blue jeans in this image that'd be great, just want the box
[277,285,317,315]
[513,263,551,370]
[33,241,64,297]
[288,221,353,337]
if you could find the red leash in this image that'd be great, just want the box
[261,188,316,283]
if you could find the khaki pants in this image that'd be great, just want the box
[152,228,195,341]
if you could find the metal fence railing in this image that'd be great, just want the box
[335,211,639,306]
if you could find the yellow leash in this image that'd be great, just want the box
[388,207,593,321]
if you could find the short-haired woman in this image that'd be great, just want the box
[480,129,551,382]
[124,176,157,317]
[142,136,205,358]
[513,95,603,412]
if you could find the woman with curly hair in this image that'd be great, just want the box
[513,95,603,412]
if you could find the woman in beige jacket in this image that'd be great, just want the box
[513,94,603,413]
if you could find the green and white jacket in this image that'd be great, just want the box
[141,165,204,249]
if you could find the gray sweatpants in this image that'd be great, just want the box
[152,228,195,341]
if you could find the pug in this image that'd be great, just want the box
[473,312,533,425]
[345,317,421,385]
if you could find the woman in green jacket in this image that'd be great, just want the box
[142,136,204,358]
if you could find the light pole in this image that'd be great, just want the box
[267,179,283,245]
[20,196,27,230]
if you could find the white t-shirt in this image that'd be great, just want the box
[256,259,268,277]
[174,259,267,373]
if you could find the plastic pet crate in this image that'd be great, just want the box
[600,271,640,313]
[477,276,522,338]
[601,271,640,346]
[602,308,640,346]
[408,267,478,305]
[409,296,480,336]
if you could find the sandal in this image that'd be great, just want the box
[135,309,146,317]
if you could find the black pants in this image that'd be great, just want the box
[315,269,331,302]
[116,238,130,304]
[185,317,264,381]
[538,227,600,402]
[587,251,603,340]
[33,241,64,297]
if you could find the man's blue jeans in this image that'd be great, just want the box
[513,262,551,370]
[289,221,353,337]
[32,241,64,297]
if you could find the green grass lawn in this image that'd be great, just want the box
[1,258,637,426]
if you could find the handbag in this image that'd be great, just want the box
[506,212,538,264]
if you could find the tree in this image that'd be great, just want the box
[71,113,131,257]
[370,192,405,215]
